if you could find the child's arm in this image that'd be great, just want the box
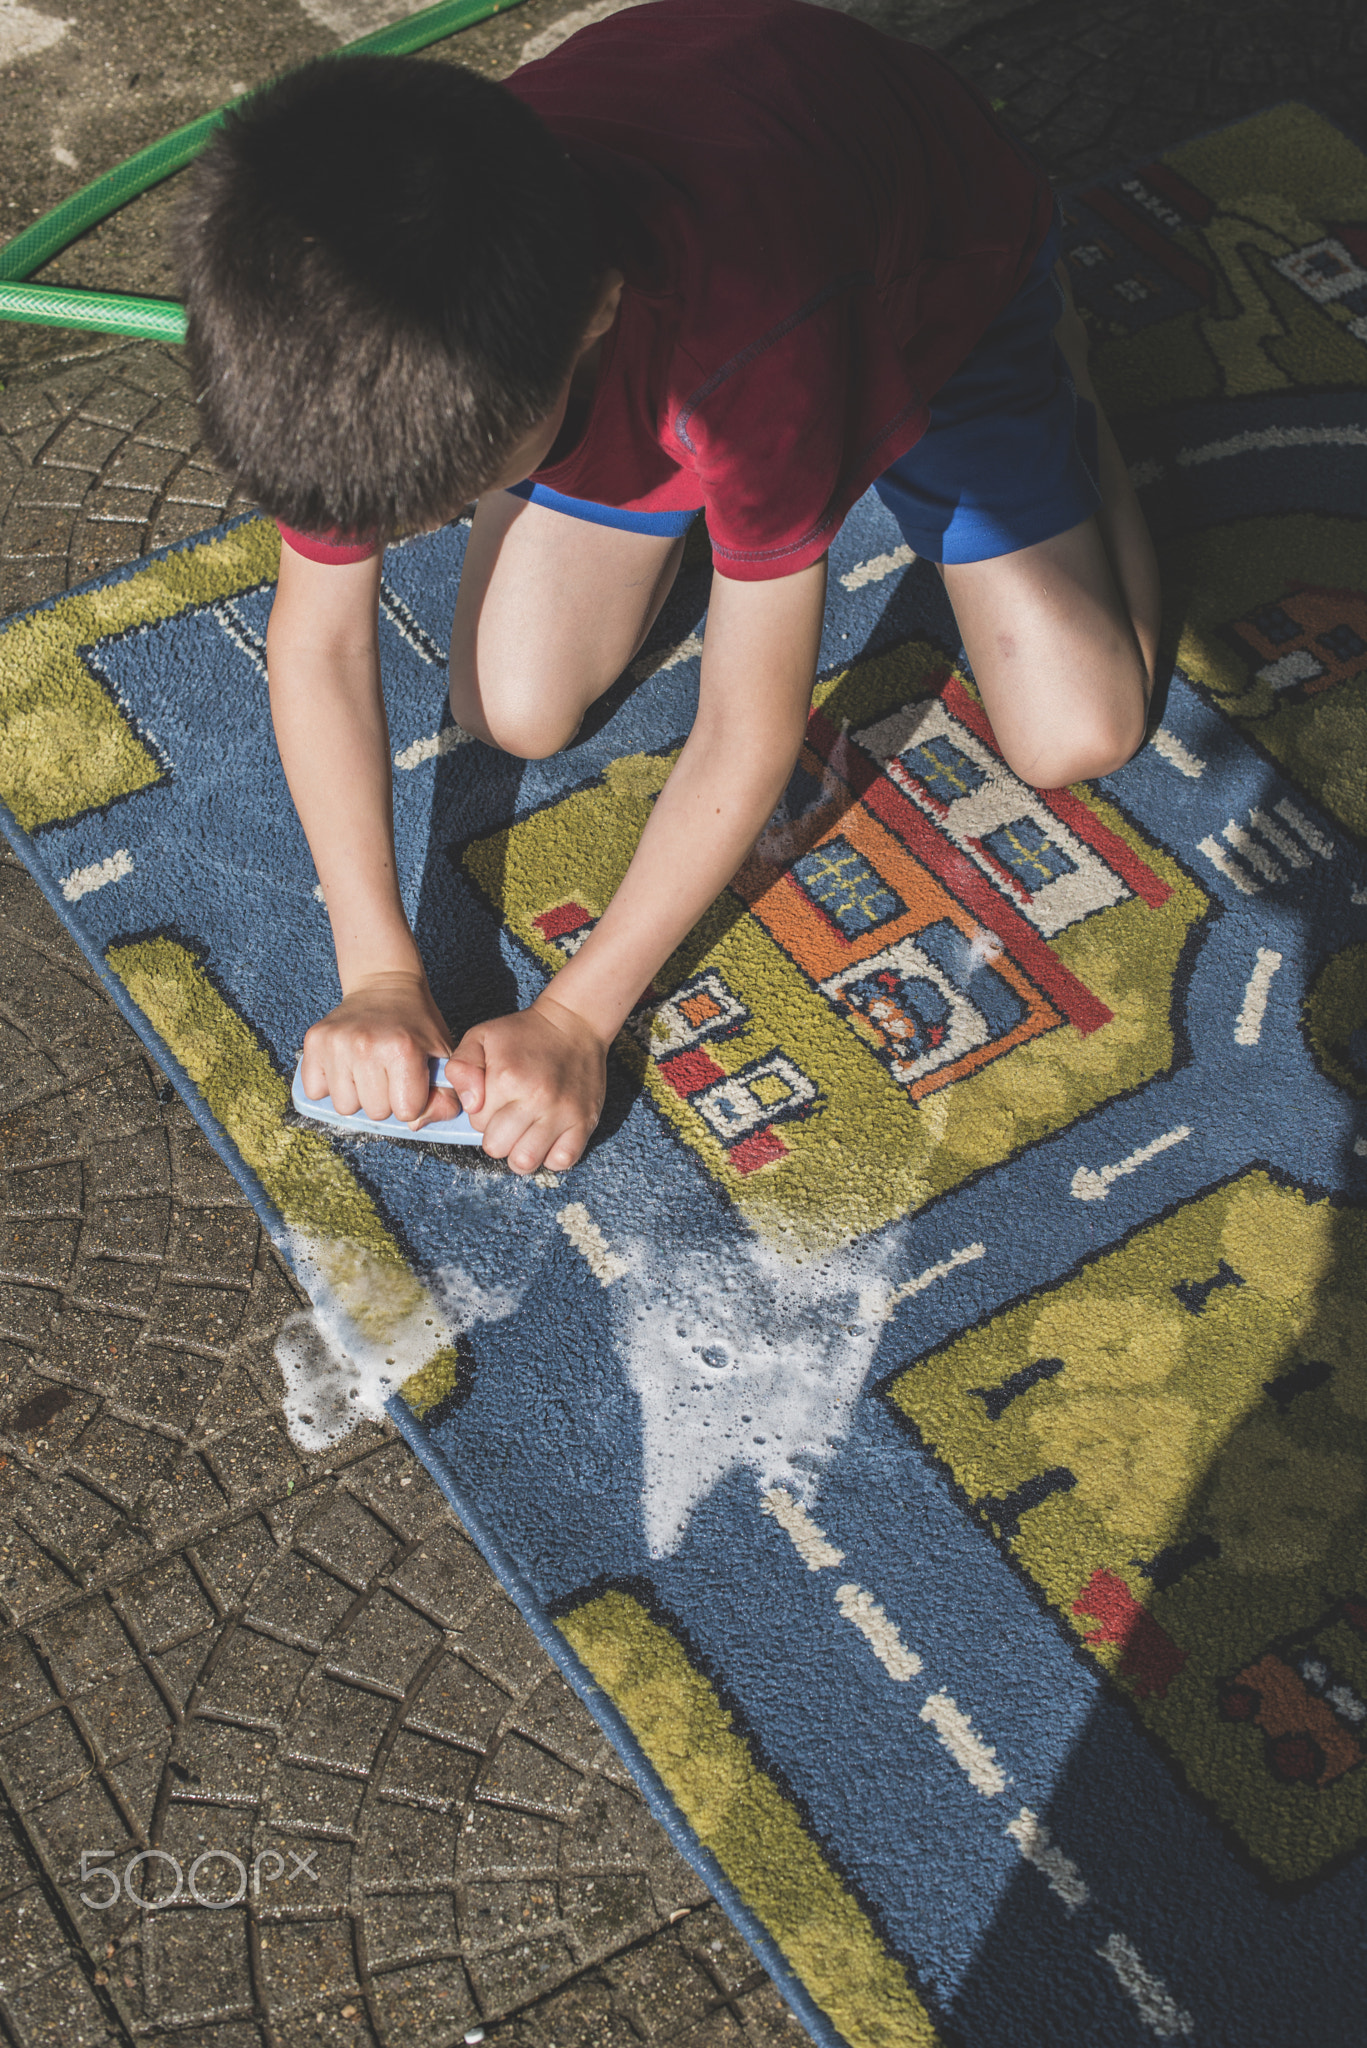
[445,555,828,1172]
[265,544,459,1125]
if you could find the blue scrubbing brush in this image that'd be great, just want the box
[291,1055,481,1145]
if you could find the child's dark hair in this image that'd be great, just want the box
[177,56,599,539]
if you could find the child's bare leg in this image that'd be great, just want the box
[450,491,685,758]
[1052,265,1161,686]
[940,275,1160,792]
[942,517,1150,788]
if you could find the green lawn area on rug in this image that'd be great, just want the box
[1,104,1365,2048]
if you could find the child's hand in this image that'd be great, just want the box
[299,971,461,1129]
[444,994,606,1174]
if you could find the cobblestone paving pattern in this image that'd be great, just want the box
[2,1,1365,2043]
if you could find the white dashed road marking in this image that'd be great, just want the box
[835,1584,923,1682]
[839,544,914,591]
[631,631,704,682]
[919,1690,1006,1796]
[761,1487,845,1570]
[1098,1933,1195,2040]
[394,726,473,770]
[61,850,133,902]
[1234,947,1282,1045]
[1006,1808,1089,1913]
[557,1204,628,1286]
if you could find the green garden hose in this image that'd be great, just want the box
[0,0,529,340]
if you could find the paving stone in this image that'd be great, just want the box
[0,1629,58,1729]
[735,1981,813,2046]
[76,384,161,436]
[31,1597,135,1692]
[378,1728,481,1814]
[3,1959,112,2048]
[247,1550,357,1646]
[147,1281,250,1351]
[171,1205,259,1280]
[363,1887,460,1968]
[468,1928,581,2016]
[1,1374,99,1458]
[207,1414,306,1503]
[0,1881,71,1989]
[70,1661,170,1767]
[168,1716,273,1804]
[143,1904,254,2022]
[0,1525,76,1623]
[286,1674,393,1775]
[68,1415,185,1511]
[382,1521,489,1624]
[195,1626,315,1726]
[344,1444,451,1543]
[460,1804,564,1881]
[23,1771,133,1872]
[268,1760,367,1835]
[296,1490,402,1588]
[325,1588,443,1693]
[367,1957,479,2047]
[478,1733,583,1820]
[254,1827,353,1909]
[120,1554,216,1652]
[403,1653,513,1755]
[452,1597,556,1701]
[148,1631,214,1710]
[258,1916,363,2009]
[193,1514,278,1609]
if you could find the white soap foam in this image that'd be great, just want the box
[275,1237,520,1452]
[614,1228,892,1555]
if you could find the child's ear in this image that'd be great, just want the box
[583,267,625,344]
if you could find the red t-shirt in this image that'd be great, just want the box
[279,0,1052,580]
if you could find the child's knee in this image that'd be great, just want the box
[447,668,580,760]
[1000,694,1147,790]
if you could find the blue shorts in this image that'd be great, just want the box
[508,216,1100,567]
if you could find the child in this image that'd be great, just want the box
[178,0,1158,1177]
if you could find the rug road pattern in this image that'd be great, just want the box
[1,106,1365,2048]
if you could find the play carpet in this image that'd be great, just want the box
[2,103,1366,2048]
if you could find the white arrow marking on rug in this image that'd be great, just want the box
[1353,887,1367,907]
[1234,948,1282,1046]
[1097,1934,1195,2040]
[557,1204,628,1286]
[1275,797,1334,859]
[631,630,704,682]
[1150,728,1204,778]
[1005,1809,1089,1913]
[61,849,133,902]
[1197,834,1260,895]
[1071,1126,1191,1202]
[919,1691,1006,1796]
[869,1241,986,1322]
[839,544,914,591]
[1356,1137,1367,1158]
[1176,422,1367,467]
[835,1584,923,1681]
[761,1487,845,1570]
